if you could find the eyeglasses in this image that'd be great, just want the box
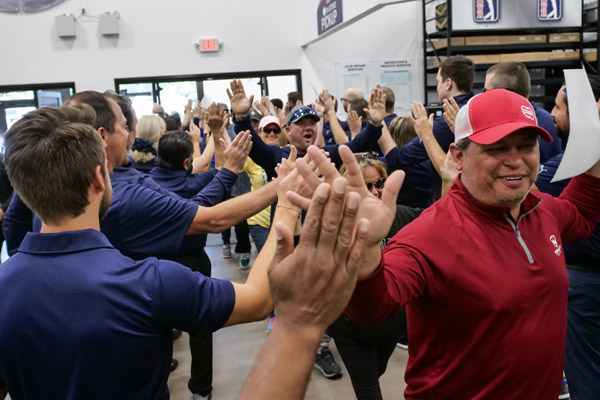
[260,127,281,134]
[366,177,386,191]
[354,152,378,163]
[340,97,349,102]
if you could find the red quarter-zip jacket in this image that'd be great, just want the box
[346,174,600,400]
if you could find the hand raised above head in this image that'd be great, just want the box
[363,85,386,126]
[222,130,252,173]
[408,101,434,140]
[206,102,225,133]
[288,145,404,248]
[443,97,460,134]
[227,79,254,117]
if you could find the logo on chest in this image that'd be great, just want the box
[549,234,562,256]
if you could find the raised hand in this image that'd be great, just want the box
[318,89,335,114]
[222,130,252,173]
[268,178,370,332]
[408,101,434,140]
[442,97,460,133]
[347,110,363,135]
[188,120,201,144]
[289,145,404,249]
[227,79,254,117]
[206,102,225,133]
[363,85,386,126]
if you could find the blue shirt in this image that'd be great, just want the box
[532,102,562,163]
[131,157,157,174]
[385,92,475,200]
[148,167,219,200]
[383,148,432,208]
[536,153,600,266]
[0,229,235,400]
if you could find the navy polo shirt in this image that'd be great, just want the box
[385,92,475,201]
[0,229,235,400]
[149,167,219,199]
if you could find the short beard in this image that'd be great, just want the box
[99,176,113,220]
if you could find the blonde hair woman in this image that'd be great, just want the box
[131,115,166,173]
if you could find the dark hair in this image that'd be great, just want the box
[439,55,475,93]
[4,105,106,224]
[67,90,117,133]
[349,98,368,119]
[271,98,284,109]
[381,87,395,112]
[104,91,136,131]
[389,117,417,147]
[486,62,531,98]
[157,130,194,171]
[287,91,302,104]
[455,137,472,150]
[164,116,179,131]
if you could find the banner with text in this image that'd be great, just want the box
[318,0,343,36]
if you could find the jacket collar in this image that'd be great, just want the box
[18,229,114,255]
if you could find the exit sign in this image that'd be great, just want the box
[198,38,221,53]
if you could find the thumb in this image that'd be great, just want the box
[288,145,297,163]
[381,170,405,210]
[269,222,294,272]
[219,138,228,150]
[248,94,255,105]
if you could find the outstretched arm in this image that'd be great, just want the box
[238,178,369,399]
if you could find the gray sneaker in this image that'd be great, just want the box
[314,347,342,379]
[222,244,232,259]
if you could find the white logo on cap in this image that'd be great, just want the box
[521,105,535,121]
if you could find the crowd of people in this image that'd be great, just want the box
[0,56,599,400]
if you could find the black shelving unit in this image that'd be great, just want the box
[582,1,600,73]
[422,0,586,111]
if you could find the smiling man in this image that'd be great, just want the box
[343,89,600,399]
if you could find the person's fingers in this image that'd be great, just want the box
[338,146,368,194]
[381,170,405,212]
[297,183,331,249]
[219,138,228,150]
[288,146,297,164]
[286,191,312,210]
[344,218,370,278]
[332,191,360,269]
[248,94,255,106]
[268,222,295,274]
[296,158,322,189]
[226,88,233,101]
[307,146,340,182]
[317,177,348,251]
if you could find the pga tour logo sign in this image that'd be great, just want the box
[317,0,343,36]
[474,0,499,22]
[538,0,562,21]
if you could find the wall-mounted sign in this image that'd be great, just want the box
[538,0,562,21]
[317,0,343,36]
[196,38,222,53]
[473,0,499,23]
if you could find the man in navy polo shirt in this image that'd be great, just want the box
[3,91,272,261]
[0,104,368,399]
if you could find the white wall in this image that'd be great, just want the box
[0,0,423,103]
[299,1,424,104]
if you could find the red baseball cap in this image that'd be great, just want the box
[454,89,552,145]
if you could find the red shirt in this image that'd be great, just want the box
[346,174,600,400]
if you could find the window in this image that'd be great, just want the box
[115,70,301,118]
[0,83,75,136]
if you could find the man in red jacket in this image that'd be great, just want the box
[334,89,600,399]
